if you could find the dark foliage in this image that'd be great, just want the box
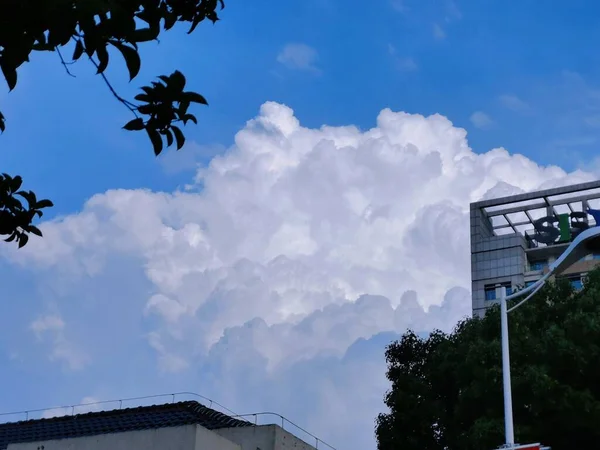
[376,269,600,450]
[0,0,223,246]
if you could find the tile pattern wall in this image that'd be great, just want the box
[470,206,528,317]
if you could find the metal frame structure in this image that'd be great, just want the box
[473,180,600,243]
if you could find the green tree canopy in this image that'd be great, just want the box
[1,0,224,248]
[376,269,600,450]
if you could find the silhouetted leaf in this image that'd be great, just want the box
[170,70,186,92]
[134,93,151,102]
[184,91,208,105]
[182,114,197,125]
[172,125,185,150]
[165,129,174,147]
[146,127,163,155]
[123,117,145,131]
[133,28,157,42]
[164,13,177,30]
[34,199,53,209]
[72,40,85,60]
[110,41,141,80]
[188,15,204,34]
[179,99,191,115]
[10,176,22,192]
[27,226,43,237]
[16,190,36,209]
[137,104,153,115]
[96,44,110,74]
[1,64,17,91]
[18,233,29,248]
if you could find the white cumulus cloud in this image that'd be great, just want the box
[2,101,596,450]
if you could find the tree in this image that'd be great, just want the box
[376,269,600,450]
[0,0,224,248]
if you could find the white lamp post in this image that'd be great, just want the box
[495,225,600,450]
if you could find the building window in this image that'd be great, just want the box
[529,260,548,271]
[484,284,513,301]
[525,280,536,287]
[569,277,583,291]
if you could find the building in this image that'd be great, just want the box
[470,180,600,317]
[0,401,321,450]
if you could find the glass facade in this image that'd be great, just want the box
[570,277,584,291]
[529,260,548,271]
[484,284,513,301]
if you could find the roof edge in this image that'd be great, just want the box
[470,180,600,209]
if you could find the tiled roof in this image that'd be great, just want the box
[0,400,252,449]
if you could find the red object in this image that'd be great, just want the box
[495,443,549,450]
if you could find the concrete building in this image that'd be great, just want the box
[0,401,320,450]
[470,180,600,317]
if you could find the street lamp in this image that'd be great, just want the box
[495,225,600,450]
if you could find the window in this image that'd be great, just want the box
[529,260,548,271]
[484,284,513,301]
[525,280,536,287]
[569,277,583,291]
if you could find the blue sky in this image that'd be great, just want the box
[3,0,600,217]
[1,1,600,448]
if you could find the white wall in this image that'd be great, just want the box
[216,424,316,450]
[196,424,241,450]
[7,424,240,450]
[273,426,317,450]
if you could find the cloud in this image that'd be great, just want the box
[41,396,102,419]
[395,57,418,72]
[2,102,597,449]
[30,314,64,338]
[277,44,320,73]
[444,0,462,22]
[388,45,418,72]
[147,331,190,373]
[390,0,408,13]
[159,142,226,175]
[433,23,446,40]
[470,111,494,129]
[30,313,90,371]
[499,94,530,112]
[584,115,600,128]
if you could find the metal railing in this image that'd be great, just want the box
[230,412,336,450]
[0,391,336,449]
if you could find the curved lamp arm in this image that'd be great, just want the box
[507,281,545,313]
[504,225,600,309]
